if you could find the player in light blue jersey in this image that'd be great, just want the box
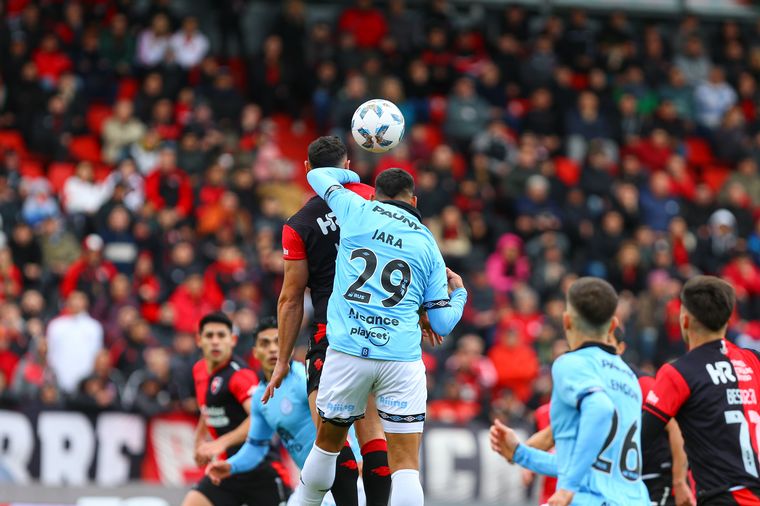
[272,166,466,506]
[205,317,362,506]
[490,278,650,506]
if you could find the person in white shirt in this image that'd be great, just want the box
[694,67,737,130]
[62,161,111,215]
[137,13,171,68]
[169,17,209,69]
[101,100,146,164]
[47,291,104,393]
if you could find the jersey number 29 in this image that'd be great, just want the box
[343,248,411,307]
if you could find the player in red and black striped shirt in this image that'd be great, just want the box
[182,312,290,506]
[642,276,760,505]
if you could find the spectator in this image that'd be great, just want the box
[102,100,146,164]
[713,106,751,163]
[99,13,136,77]
[137,13,171,68]
[144,146,193,225]
[485,233,530,294]
[444,77,490,151]
[46,291,103,393]
[104,158,145,213]
[720,157,760,207]
[0,247,22,303]
[70,349,124,411]
[443,334,496,412]
[169,17,209,70]
[38,217,81,278]
[9,223,43,288]
[428,205,472,269]
[124,347,178,416]
[565,91,613,161]
[11,336,58,402]
[675,36,712,86]
[169,271,218,334]
[694,66,737,130]
[62,161,111,226]
[130,129,163,175]
[60,234,118,299]
[32,34,72,89]
[488,323,539,402]
[640,172,680,232]
[695,209,738,274]
[30,95,74,160]
[338,0,387,50]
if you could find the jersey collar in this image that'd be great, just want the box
[380,199,422,222]
[575,341,617,355]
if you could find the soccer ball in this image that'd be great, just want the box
[351,99,405,153]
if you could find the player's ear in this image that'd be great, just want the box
[304,160,311,173]
[411,195,418,208]
[231,333,239,346]
[609,316,619,335]
[195,333,202,347]
[345,159,351,169]
[370,192,376,201]
[562,312,571,331]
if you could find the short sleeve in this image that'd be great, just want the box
[422,249,450,308]
[229,369,259,404]
[643,363,691,422]
[282,224,307,260]
[552,354,605,409]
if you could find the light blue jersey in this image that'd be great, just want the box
[227,365,360,472]
[307,167,466,362]
[514,343,650,505]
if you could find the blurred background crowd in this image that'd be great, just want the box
[0,0,759,431]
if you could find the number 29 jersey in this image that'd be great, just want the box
[325,193,450,362]
[551,343,649,504]
[643,339,760,499]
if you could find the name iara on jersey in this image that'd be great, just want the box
[372,206,420,230]
[371,229,403,249]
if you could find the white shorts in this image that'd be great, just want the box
[316,347,427,434]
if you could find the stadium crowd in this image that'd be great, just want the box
[0,0,759,432]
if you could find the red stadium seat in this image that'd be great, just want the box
[117,78,139,100]
[702,164,731,193]
[685,137,714,167]
[554,156,581,186]
[93,163,112,182]
[69,135,102,163]
[0,130,26,155]
[19,158,44,178]
[87,104,113,136]
[48,162,76,194]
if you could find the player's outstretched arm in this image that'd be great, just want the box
[667,420,696,506]
[426,268,468,336]
[490,419,559,476]
[208,399,275,484]
[306,167,363,225]
[558,391,615,494]
[264,259,308,403]
[198,399,252,458]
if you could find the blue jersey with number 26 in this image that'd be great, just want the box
[307,167,465,362]
[551,344,650,505]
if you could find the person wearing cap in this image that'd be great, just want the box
[694,208,737,274]
[59,233,118,299]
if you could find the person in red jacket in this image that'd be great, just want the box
[488,322,539,402]
[338,0,387,49]
[60,234,117,300]
[169,270,221,334]
[145,146,193,226]
[33,34,72,88]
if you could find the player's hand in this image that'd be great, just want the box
[674,480,696,506]
[206,460,232,486]
[446,268,464,292]
[419,311,443,347]
[547,489,574,506]
[196,439,225,464]
[489,418,520,462]
[521,468,534,487]
[262,359,289,404]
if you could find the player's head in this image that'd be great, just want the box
[305,136,348,171]
[252,316,279,377]
[608,326,626,356]
[197,312,237,367]
[563,277,618,348]
[680,275,735,347]
[374,168,417,207]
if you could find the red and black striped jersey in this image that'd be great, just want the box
[643,339,760,499]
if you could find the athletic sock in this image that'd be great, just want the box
[300,444,339,506]
[361,439,391,506]
[389,469,423,506]
[331,442,359,506]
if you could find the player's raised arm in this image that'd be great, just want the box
[423,256,468,337]
[307,166,362,215]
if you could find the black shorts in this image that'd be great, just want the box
[698,486,760,506]
[194,465,291,506]
[306,323,328,395]
[644,474,675,506]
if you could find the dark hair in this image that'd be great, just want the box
[307,136,347,168]
[681,276,735,331]
[253,316,278,343]
[198,312,233,333]
[567,277,618,333]
[375,168,414,199]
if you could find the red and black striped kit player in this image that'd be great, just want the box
[643,276,760,505]
[183,312,290,506]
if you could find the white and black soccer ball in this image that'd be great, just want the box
[350,99,405,153]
